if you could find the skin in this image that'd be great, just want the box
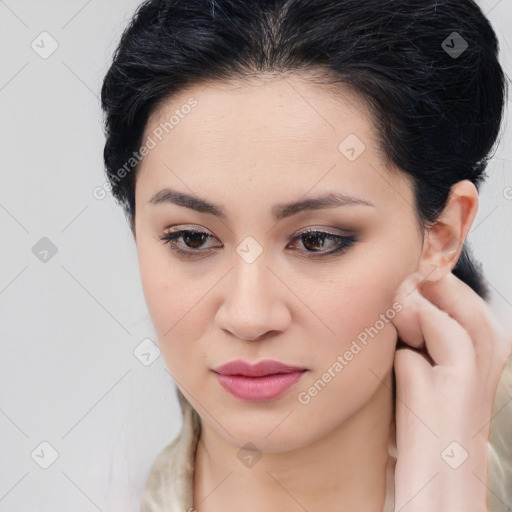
[131,73,512,511]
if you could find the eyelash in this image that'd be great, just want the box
[158,227,357,260]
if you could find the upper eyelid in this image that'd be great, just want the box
[162,224,353,238]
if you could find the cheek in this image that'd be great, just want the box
[300,269,400,344]
[293,275,399,423]
[136,242,201,371]
[294,263,403,392]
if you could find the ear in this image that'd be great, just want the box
[417,180,479,282]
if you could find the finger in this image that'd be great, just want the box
[394,346,432,387]
[394,348,433,431]
[393,273,474,367]
[416,272,512,369]
[391,273,427,350]
[416,271,494,356]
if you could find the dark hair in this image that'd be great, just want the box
[101,0,508,301]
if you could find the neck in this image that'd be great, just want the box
[193,370,395,512]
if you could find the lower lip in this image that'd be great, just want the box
[213,370,306,402]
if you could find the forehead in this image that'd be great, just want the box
[136,74,413,214]
[143,73,378,156]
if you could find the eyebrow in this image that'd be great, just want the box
[148,187,374,220]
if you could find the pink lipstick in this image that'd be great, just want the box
[211,359,307,402]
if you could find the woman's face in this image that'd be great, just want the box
[133,74,424,452]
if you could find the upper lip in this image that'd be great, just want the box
[212,359,307,377]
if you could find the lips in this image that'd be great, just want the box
[211,359,308,402]
[211,359,307,377]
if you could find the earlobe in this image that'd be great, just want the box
[416,180,479,282]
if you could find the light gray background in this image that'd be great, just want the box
[1,1,511,511]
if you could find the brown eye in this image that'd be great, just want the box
[302,232,327,251]
[158,228,221,258]
[288,229,358,258]
[180,231,209,249]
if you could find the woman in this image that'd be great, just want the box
[100,0,512,510]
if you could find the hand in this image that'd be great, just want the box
[390,270,512,512]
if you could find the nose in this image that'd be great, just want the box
[215,259,291,342]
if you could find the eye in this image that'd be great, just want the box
[158,226,358,259]
[158,228,221,258]
[287,228,357,259]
